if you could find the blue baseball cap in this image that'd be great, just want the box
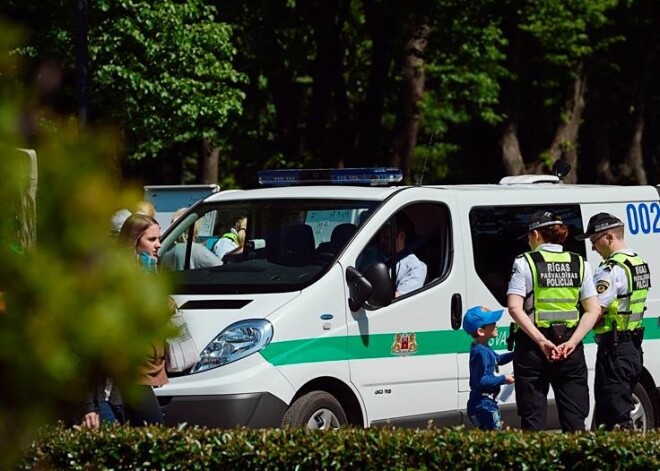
[463,306,504,336]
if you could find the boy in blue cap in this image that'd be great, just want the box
[463,306,515,430]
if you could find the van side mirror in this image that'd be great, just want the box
[363,262,393,309]
[346,263,393,311]
[346,266,372,312]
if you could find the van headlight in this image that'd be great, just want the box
[191,319,273,373]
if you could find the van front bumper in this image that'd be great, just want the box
[159,392,287,428]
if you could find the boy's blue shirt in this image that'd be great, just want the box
[468,342,513,400]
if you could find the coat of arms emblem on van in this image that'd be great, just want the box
[391,332,418,355]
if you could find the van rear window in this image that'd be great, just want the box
[469,205,585,306]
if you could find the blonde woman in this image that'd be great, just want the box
[117,213,167,425]
[118,213,161,273]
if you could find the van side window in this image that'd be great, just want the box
[357,203,452,300]
[469,205,585,306]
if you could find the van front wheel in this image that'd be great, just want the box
[282,391,348,429]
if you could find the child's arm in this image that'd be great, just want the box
[479,371,508,390]
[477,350,508,390]
[496,351,513,365]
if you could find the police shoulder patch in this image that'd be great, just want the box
[596,280,610,294]
[604,260,617,270]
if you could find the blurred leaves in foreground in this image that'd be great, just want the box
[0,20,172,468]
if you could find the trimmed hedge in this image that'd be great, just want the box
[20,425,660,470]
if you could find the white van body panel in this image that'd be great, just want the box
[156,180,660,430]
[336,187,465,424]
[261,265,351,389]
[177,292,300,349]
[453,185,660,423]
[203,185,400,204]
[164,347,295,401]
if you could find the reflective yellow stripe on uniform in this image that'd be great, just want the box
[524,250,584,329]
[594,252,650,334]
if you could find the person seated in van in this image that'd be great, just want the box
[211,215,248,262]
[377,212,427,296]
[160,208,221,270]
[463,306,514,430]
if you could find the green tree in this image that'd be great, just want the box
[91,0,246,183]
[410,0,509,183]
[583,0,660,184]
[1,0,246,185]
[0,24,173,468]
[4,0,658,186]
[498,0,618,182]
[215,0,510,183]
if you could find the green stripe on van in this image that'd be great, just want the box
[260,317,660,367]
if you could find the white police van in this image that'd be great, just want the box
[156,167,660,430]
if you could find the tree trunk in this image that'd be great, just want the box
[201,138,219,184]
[358,0,403,167]
[622,114,648,184]
[620,54,650,185]
[268,50,303,165]
[308,0,340,167]
[543,61,587,183]
[501,122,525,175]
[592,104,616,183]
[330,0,352,169]
[391,20,430,183]
[500,29,525,175]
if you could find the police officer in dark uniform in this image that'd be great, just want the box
[576,212,650,429]
[507,211,601,431]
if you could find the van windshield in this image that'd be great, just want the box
[159,198,379,294]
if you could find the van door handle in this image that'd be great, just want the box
[451,293,462,330]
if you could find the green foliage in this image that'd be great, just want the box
[539,150,555,168]
[517,0,619,117]
[0,29,173,468]
[0,21,27,110]
[520,0,618,68]
[90,0,247,160]
[20,425,660,470]
[405,0,510,182]
[2,0,657,184]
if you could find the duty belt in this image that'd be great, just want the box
[595,328,644,346]
[537,324,576,344]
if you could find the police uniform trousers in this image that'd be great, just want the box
[594,336,643,430]
[513,331,589,431]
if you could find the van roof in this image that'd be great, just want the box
[202,182,659,204]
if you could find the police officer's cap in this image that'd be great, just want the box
[575,212,624,241]
[518,210,564,239]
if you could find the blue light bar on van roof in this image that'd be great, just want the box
[258,168,403,187]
